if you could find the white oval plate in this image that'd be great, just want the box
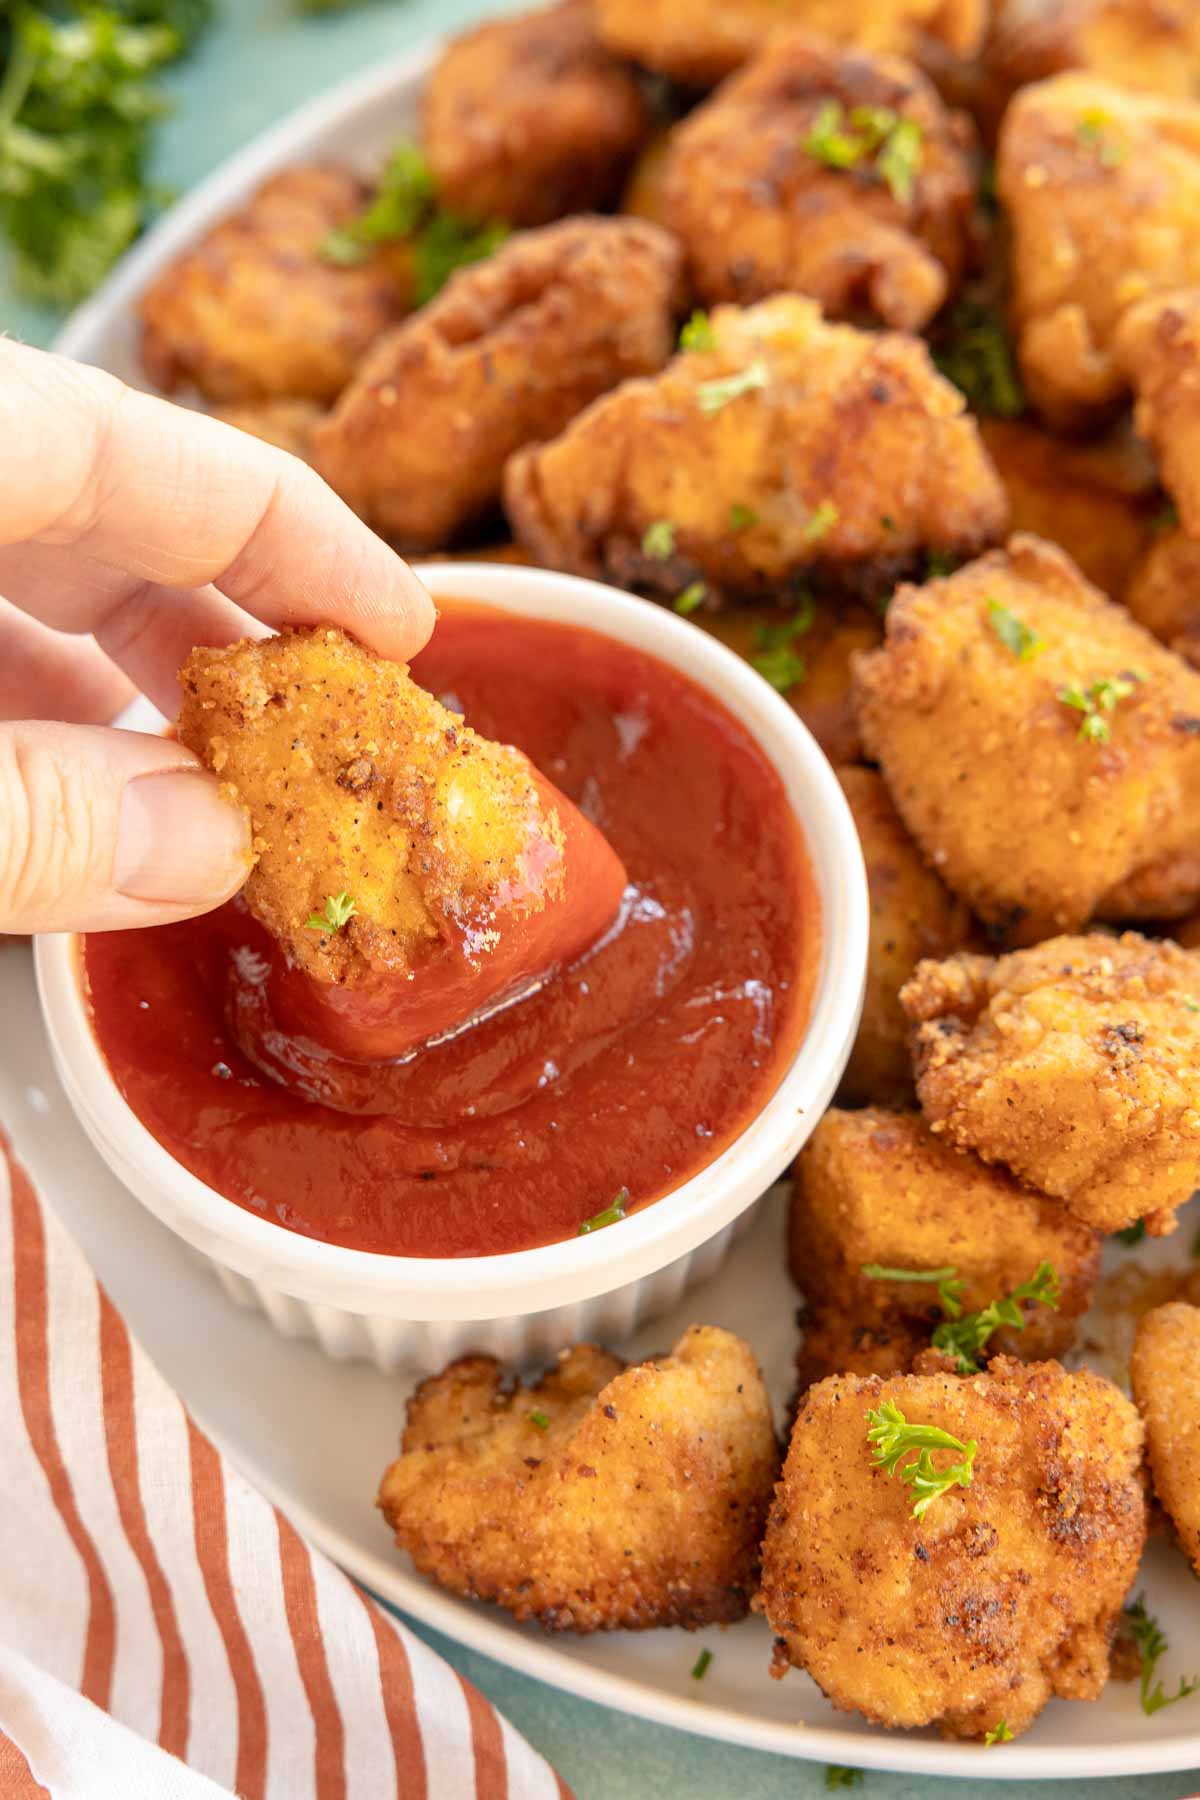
[40,29,1200,1783]
[5,940,1200,1783]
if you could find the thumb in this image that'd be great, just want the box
[0,721,250,934]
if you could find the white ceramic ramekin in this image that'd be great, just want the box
[35,562,867,1371]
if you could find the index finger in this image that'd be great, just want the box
[0,339,435,662]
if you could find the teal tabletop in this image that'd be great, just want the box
[4,4,1199,1795]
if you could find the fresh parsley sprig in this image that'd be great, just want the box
[696,358,769,415]
[984,1719,1013,1745]
[578,1188,629,1235]
[679,308,714,352]
[750,590,816,692]
[804,100,924,203]
[865,1399,977,1518]
[641,518,676,559]
[1057,671,1145,744]
[305,891,357,934]
[934,298,1024,418]
[1124,1597,1200,1715]
[861,1263,966,1319]
[932,1262,1060,1374]
[987,599,1044,661]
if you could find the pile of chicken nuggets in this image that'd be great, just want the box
[140,0,1200,1748]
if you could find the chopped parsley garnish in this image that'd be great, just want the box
[527,1408,551,1431]
[932,1262,1060,1374]
[578,1188,629,1235]
[824,1770,863,1790]
[679,308,715,352]
[674,581,707,616]
[1116,1219,1147,1247]
[691,1648,713,1681]
[305,891,357,934]
[750,592,815,691]
[1185,997,1200,1015]
[642,518,676,559]
[696,358,769,415]
[1057,671,1145,744]
[984,1720,1013,1746]
[804,100,924,203]
[934,299,1025,418]
[923,549,960,580]
[1077,108,1126,168]
[729,503,759,532]
[802,499,839,544]
[865,1399,977,1519]
[987,598,1044,661]
[320,140,508,302]
[1124,1597,1200,1714]
[862,1263,966,1319]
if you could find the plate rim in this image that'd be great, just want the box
[41,23,1200,1783]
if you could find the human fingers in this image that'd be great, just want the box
[0,601,136,725]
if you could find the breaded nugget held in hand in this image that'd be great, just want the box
[837,767,976,1105]
[998,75,1200,430]
[505,295,1007,606]
[758,1359,1146,1738]
[987,0,1200,101]
[139,169,409,405]
[178,627,626,1062]
[854,535,1200,937]
[1125,527,1200,670]
[595,0,987,88]
[1130,1302,1200,1575]
[659,32,977,332]
[312,217,681,551]
[424,0,649,228]
[791,1108,1101,1389]
[903,931,1200,1236]
[378,1326,778,1632]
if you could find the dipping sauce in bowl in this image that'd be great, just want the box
[83,605,818,1258]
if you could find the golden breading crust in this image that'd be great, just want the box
[837,767,976,1106]
[696,603,882,765]
[311,216,682,551]
[790,1107,1101,1389]
[979,416,1160,601]
[1124,527,1200,669]
[177,627,563,986]
[504,295,1008,605]
[423,0,650,228]
[659,31,978,332]
[997,74,1200,430]
[377,1326,779,1632]
[853,534,1200,937]
[987,0,1200,102]
[1130,1301,1200,1574]
[902,931,1200,1236]
[1115,289,1200,538]
[139,168,409,405]
[758,1358,1146,1738]
[208,399,323,462]
[594,0,987,88]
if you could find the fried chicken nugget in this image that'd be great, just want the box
[139,168,410,405]
[208,399,323,462]
[1115,290,1200,541]
[853,535,1200,937]
[377,1326,779,1631]
[594,0,987,89]
[504,295,1008,605]
[658,32,977,333]
[1124,527,1200,670]
[987,0,1200,102]
[311,216,682,551]
[758,1358,1146,1738]
[838,767,977,1105]
[902,930,1200,1236]
[997,75,1200,430]
[423,0,651,228]
[177,626,568,988]
[697,603,882,764]
[1130,1302,1200,1575]
[791,1108,1101,1390]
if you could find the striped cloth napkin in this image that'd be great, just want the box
[0,1128,572,1800]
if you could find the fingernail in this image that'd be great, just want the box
[116,768,250,903]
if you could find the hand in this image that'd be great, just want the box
[0,340,434,935]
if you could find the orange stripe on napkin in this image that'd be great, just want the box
[457,1670,509,1800]
[187,1418,269,1800]
[0,1730,50,1798]
[355,1586,428,1799]
[98,1291,191,1757]
[277,1513,347,1800]
[7,1146,116,1712]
